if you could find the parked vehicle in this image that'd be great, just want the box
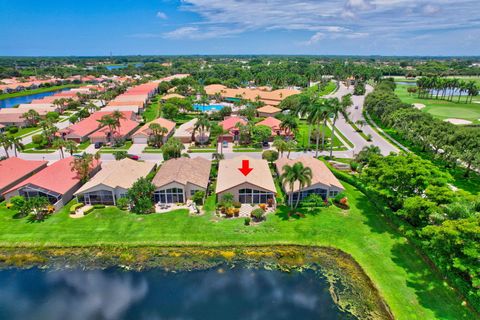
[94,142,103,149]
[127,154,139,161]
[222,141,228,148]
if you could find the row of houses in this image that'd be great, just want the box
[218,116,293,142]
[103,81,159,114]
[1,155,344,211]
[0,85,104,128]
[204,84,300,107]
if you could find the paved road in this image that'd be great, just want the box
[327,82,399,156]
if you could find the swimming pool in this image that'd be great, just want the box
[193,104,224,112]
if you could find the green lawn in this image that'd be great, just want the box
[99,141,133,153]
[297,120,352,149]
[6,126,40,138]
[395,85,480,124]
[0,84,82,100]
[143,96,161,122]
[77,140,91,151]
[0,183,475,319]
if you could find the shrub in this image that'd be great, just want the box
[259,203,267,211]
[251,208,265,222]
[69,203,84,214]
[116,197,129,210]
[244,217,251,226]
[232,201,241,208]
[350,161,360,172]
[93,204,105,209]
[8,126,18,134]
[191,190,206,205]
[6,202,13,209]
[366,134,372,141]
[84,207,95,215]
[234,208,240,216]
[31,134,44,145]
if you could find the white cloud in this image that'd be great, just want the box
[422,4,441,15]
[304,32,326,45]
[156,11,168,19]
[148,0,480,45]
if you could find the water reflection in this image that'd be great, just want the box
[0,268,349,320]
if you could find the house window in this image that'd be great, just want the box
[290,188,328,202]
[238,188,274,204]
[190,189,198,196]
[154,188,184,204]
[83,190,115,205]
[20,186,61,205]
[329,191,338,197]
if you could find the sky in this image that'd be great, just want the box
[1,0,479,56]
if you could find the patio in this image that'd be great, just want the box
[155,200,199,214]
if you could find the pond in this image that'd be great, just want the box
[0,267,351,320]
[0,90,66,109]
[105,63,144,71]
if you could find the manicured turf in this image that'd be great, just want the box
[99,141,133,153]
[143,96,161,122]
[0,184,475,319]
[395,85,480,123]
[6,126,40,138]
[297,120,353,149]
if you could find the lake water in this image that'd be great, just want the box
[0,90,65,109]
[105,63,144,71]
[395,82,469,96]
[0,267,350,320]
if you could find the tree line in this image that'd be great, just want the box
[365,79,480,176]
[347,148,480,310]
[416,76,479,103]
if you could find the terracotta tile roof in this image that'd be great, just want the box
[4,157,101,195]
[216,156,276,194]
[204,85,300,105]
[75,158,155,194]
[275,156,344,192]
[132,117,176,138]
[161,93,185,100]
[256,117,281,130]
[152,157,211,189]
[219,116,247,131]
[61,111,135,138]
[88,115,139,139]
[0,158,48,193]
[257,105,281,114]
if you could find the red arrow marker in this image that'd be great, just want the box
[239,159,253,176]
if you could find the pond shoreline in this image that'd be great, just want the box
[0,245,394,320]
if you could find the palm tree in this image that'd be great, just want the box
[97,115,120,144]
[52,138,66,159]
[70,152,99,183]
[279,117,298,138]
[21,109,40,127]
[194,115,211,145]
[273,138,287,158]
[329,97,350,158]
[307,100,329,156]
[65,140,78,155]
[280,162,313,209]
[148,123,168,148]
[211,152,224,161]
[0,133,12,158]
[9,136,24,157]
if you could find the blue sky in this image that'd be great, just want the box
[1,0,479,56]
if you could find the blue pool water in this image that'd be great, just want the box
[193,104,225,112]
[0,90,65,109]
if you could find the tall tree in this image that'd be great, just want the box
[280,162,313,209]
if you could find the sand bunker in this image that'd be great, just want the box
[413,103,425,110]
[444,118,472,125]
